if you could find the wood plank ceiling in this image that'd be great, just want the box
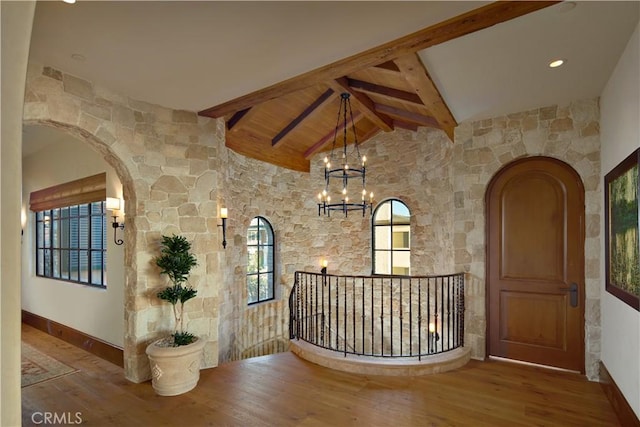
[199,1,558,172]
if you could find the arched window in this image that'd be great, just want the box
[247,216,274,304]
[372,199,411,275]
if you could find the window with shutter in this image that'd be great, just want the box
[31,173,108,288]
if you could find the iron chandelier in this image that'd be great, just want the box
[317,92,374,217]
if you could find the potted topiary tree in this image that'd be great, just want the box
[145,234,206,396]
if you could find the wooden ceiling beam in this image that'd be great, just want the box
[199,1,559,118]
[227,108,251,131]
[374,103,440,129]
[394,53,457,141]
[303,112,363,159]
[272,88,337,147]
[330,78,394,132]
[348,78,424,106]
[226,105,264,135]
[373,61,401,74]
[393,120,419,132]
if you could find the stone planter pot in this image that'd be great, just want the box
[146,337,206,396]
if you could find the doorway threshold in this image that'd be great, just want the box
[488,355,581,374]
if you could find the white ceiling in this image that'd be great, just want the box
[26,1,639,140]
[28,1,486,111]
[420,1,639,122]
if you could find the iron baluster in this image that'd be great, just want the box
[361,277,365,355]
[328,275,332,349]
[371,277,374,355]
[409,279,413,356]
[418,278,422,361]
[335,274,339,352]
[441,277,445,353]
[288,272,464,358]
[320,273,324,345]
[460,275,464,347]
[427,277,431,354]
[344,276,347,356]
[390,277,393,356]
[352,276,356,355]
[380,278,384,356]
[399,276,403,356]
[448,276,452,351]
[311,276,317,347]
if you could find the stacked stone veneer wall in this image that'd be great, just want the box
[452,100,602,379]
[23,62,602,380]
[23,64,226,382]
[222,100,602,380]
[218,127,456,362]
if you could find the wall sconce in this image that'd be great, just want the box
[21,207,27,238]
[106,197,124,246]
[320,259,328,275]
[428,321,440,354]
[218,207,227,249]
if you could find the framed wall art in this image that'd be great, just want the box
[604,147,639,311]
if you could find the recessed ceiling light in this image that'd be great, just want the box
[62,0,76,4]
[549,59,565,68]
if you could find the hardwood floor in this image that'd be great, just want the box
[21,323,619,426]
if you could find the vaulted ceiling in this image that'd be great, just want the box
[197,2,556,171]
[27,1,640,170]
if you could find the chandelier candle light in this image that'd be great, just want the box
[317,93,374,217]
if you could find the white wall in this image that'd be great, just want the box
[1,1,36,425]
[21,126,125,347]
[600,22,640,418]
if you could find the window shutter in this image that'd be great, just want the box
[29,172,106,212]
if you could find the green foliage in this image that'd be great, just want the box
[154,234,199,346]
[155,235,198,286]
[157,285,197,306]
[172,331,196,347]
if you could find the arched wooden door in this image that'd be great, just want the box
[486,157,585,372]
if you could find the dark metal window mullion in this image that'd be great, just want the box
[34,214,39,276]
[247,217,275,304]
[69,209,73,281]
[38,212,44,277]
[48,209,54,278]
[390,203,394,274]
[390,220,394,274]
[88,204,93,286]
[66,210,71,281]
[45,210,50,277]
[100,203,106,286]
[101,203,106,286]
[76,206,82,282]
[257,222,262,300]
[35,203,106,288]
[100,204,107,286]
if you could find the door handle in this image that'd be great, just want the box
[559,283,578,308]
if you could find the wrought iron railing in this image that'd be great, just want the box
[289,272,464,359]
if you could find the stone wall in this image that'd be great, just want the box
[222,99,602,381]
[22,61,602,380]
[218,126,457,362]
[452,100,601,379]
[23,64,225,382]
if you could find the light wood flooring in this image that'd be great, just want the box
[21,323,619,426]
